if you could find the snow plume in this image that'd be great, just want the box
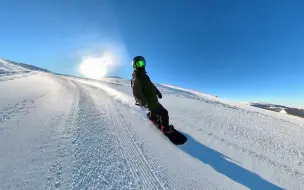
[78,80,130,104]
[76,79,148,118]
[80,52,115,79]
[78,40,129,80]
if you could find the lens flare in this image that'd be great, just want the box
[79,53,113,79]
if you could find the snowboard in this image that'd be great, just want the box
[147,114,187,145]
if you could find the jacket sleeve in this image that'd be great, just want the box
[132,78,147,106]
[154,85,161,97]
[146,75,161,97]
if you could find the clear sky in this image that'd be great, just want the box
[0,0,303,107]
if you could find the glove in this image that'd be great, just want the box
[157,92,162,99]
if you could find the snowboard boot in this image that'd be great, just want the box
[147,112,157,125]
[147,112,163,126]
[160,125,174,134]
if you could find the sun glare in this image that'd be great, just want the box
[79,53,113,79]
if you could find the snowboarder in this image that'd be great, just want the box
[131,56,173,134]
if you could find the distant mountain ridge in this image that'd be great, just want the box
[250,103,304,118]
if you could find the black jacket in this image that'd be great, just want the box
[131,69,161,110]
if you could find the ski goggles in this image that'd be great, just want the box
[134,60,146,68]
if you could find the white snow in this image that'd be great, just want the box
[161,83,220,100]
[280,109,287,114]
[1,59,304,189]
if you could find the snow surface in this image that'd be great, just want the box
[1,59,304,189]
[280,109,287,114]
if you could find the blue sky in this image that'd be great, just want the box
[0,0,303,107]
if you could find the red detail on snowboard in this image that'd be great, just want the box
[147,116,187,145]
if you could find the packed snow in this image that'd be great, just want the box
[1,59,304,189]
[280,109,287,114]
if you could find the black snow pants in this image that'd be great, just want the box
[149,103,169,127]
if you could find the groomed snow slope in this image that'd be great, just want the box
[1,60,304,189]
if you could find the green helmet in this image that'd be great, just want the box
[132,56,146,70]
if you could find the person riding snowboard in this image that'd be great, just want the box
[131,56,173,134]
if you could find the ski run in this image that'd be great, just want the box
[1,59,304,189]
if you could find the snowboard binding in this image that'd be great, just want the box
[147,112,174,134]
[146,112,187,145]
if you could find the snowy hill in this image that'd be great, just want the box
[0,58,50,73]
[0,58,51,82]
[1,59,304,189]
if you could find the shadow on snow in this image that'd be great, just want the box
[179,133,282,190]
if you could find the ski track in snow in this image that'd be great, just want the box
[37,79,165,190]
[0,76,68,189]
[1,65,304,189]
[82,79,303,189]
[78,81,241,190]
